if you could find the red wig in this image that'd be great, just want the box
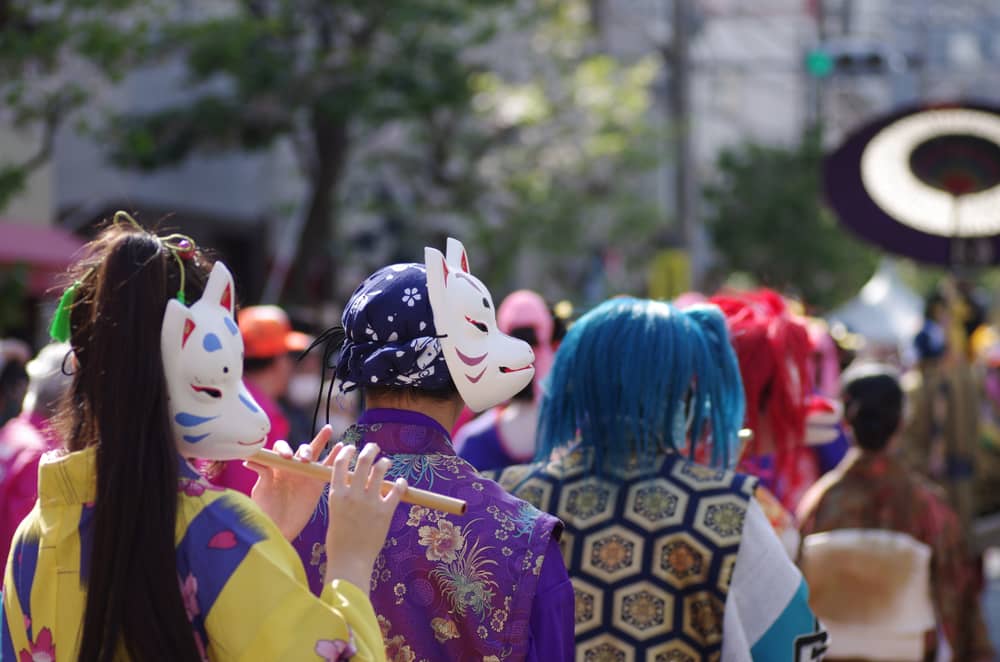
[710,289,814,467]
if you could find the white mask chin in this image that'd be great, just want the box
[161,262,271,460]
[425,238,535,412]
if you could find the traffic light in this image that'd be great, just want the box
[805,40,909,78]
[805,49,835,78]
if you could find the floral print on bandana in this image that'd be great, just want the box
[336,263,451,392]
[402,288,422,307]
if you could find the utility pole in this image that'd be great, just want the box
[808,0,828,130]
[664,0,698,288]
[839,0,852,34]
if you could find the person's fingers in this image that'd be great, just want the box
[273,439,294,458]
[307,425,333,459]
[382,477,407,510]
[331,444,356,493]
[352,443,380,494]
[242,461,268,477]
[321,442,342,468]
[367,456,392,490]
[295,443,313,463]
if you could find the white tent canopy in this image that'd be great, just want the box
[828,259,923,349]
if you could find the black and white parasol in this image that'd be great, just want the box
[824,102,1000,266]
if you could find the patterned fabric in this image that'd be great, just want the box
[2,445,387,661]
[292,409,564,661]
[797,449,994,661]
[723,499,827,662]
[489,447,761,660]
[337,264,449,393]
[0,412,59,579]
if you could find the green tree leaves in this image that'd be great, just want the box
[703,131,878,310]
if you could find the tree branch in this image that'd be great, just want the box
[239,0,270,20]
[290,117,318,179]
[14,101,61,175]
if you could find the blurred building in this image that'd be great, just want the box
[0,124,54,224]
[52,55,279,302]
[818,0,1000,142]
[591,0,1000,168]
[13,0,1000,308]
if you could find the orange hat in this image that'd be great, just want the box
[238,305,311,359]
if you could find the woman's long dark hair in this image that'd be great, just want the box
[59,223,209,661]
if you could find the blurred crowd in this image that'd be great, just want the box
[2,224,1000,661]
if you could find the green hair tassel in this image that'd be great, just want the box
[49,281,80,342]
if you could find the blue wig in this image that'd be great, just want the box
[535,297,746,472]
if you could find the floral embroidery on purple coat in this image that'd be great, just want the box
[293,408,562,661]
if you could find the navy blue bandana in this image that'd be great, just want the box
[336,263,451,392]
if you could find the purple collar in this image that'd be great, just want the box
[355,408,455,455]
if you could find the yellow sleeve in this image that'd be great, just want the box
[187,493,386,662]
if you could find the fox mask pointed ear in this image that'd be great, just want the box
[163,299,197,351]
[446,237,470,273]
[202,262,236,315]
[425,247,449,297]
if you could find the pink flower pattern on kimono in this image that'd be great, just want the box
[19,626,56,662]
[417,519,465,563]
[178,573,209,660]
[314,635,358,661]
[179,573,200,620]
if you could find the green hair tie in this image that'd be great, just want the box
[48,214,197,342]
[115,212,196,303]
[160,233,196,305]
[49,280,80,343]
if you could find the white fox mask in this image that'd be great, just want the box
[425,238,535,412]
[161,261,270,460]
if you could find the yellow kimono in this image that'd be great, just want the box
[2,446,385,661]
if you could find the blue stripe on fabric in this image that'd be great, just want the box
[750,578,817,662]
[175,496,267,628]
[2,591,17,662]
[78,503,96,585]
[10,535,39,641]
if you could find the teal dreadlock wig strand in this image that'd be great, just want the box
[535,297,746,473]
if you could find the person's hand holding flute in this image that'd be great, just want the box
[252,447,467,515]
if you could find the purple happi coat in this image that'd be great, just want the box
[292,408,567,661]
